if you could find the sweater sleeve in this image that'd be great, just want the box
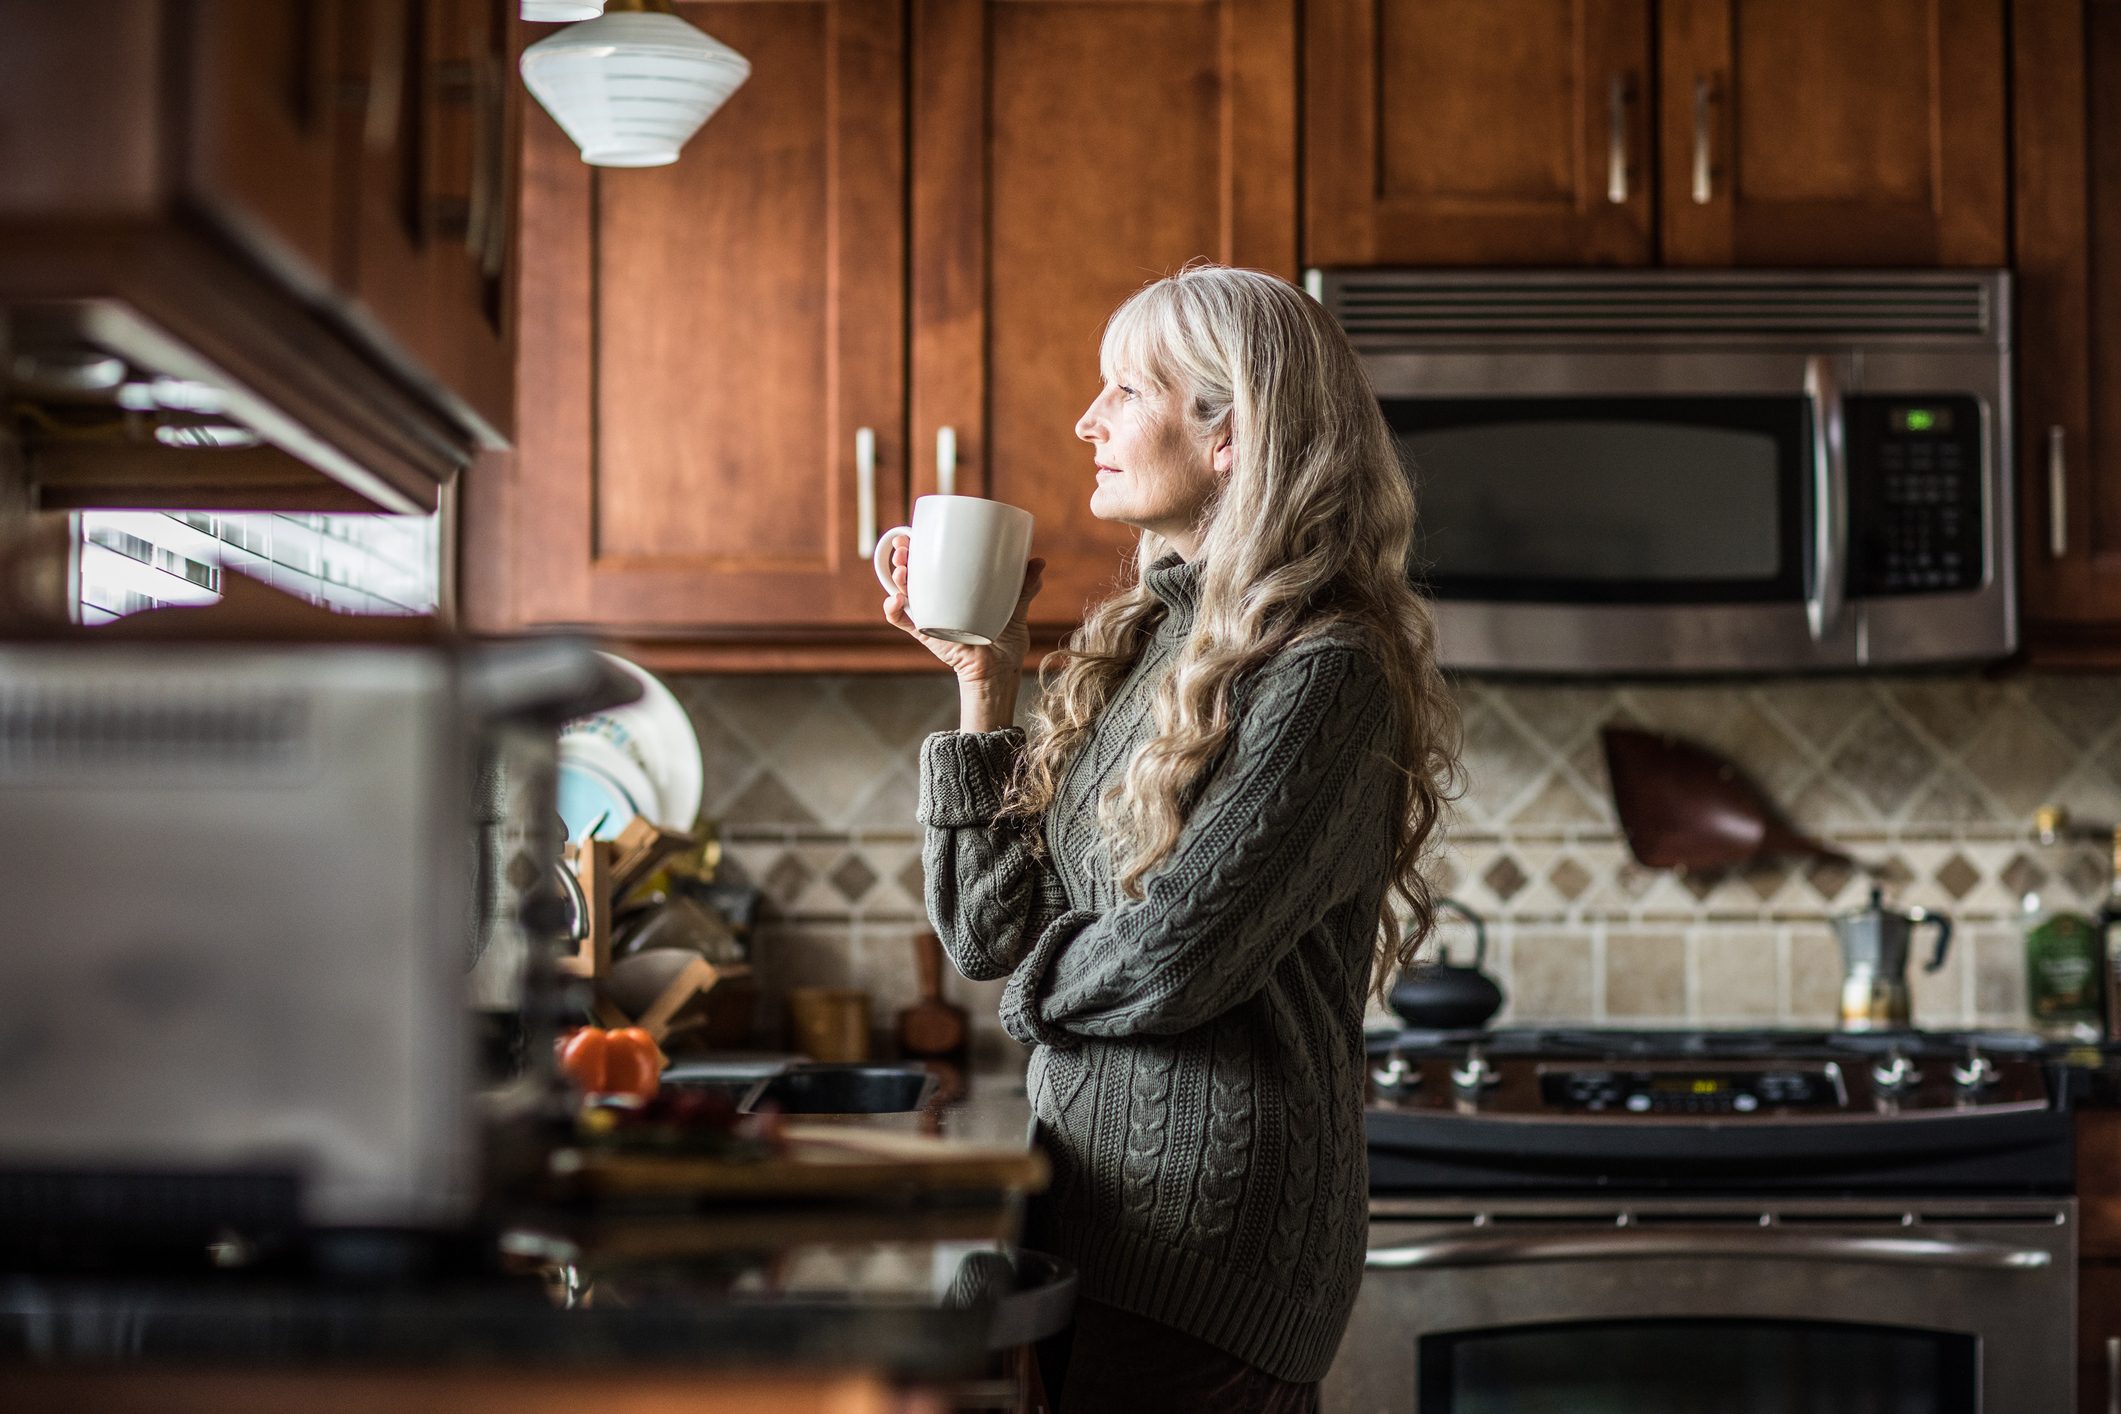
[997,643,1397,1047]
[917,727,1075,982]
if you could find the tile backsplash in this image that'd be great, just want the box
[669,669,2121,1052]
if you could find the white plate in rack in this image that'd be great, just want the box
[557,653,703,842]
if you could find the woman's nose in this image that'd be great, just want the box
[1075,403,1099,443]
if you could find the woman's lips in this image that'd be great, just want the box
[1095,464,1120,476]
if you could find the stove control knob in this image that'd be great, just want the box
[1450,1049,1501,1093]
[1952,1051,2000,1091]
[1371,1052,1419,1093]
[1871,1052,1921,1092]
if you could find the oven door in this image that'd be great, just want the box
[1323,1198,2074,1413]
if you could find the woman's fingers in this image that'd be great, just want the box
[1011,557,1047,616]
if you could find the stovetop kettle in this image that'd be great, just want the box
[1830,887,1952,1030]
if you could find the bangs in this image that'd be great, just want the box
[1099,283,1181,391]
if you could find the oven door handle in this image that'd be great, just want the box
[1365,1231,2051,1272]
[1803,354,1849,642]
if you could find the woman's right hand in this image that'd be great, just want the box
[882,541,1046,687]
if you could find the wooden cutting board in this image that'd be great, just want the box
[555,1124,1048,1201]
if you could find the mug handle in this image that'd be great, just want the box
[872,525,914,594]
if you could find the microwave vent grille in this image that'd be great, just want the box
[1320,274,1998,345]
[0,685,311,780]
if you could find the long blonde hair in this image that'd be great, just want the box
[996,264,1461,999]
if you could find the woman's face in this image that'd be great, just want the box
[1075,371,1232,561]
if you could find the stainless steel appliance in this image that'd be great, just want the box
[0,636,630,1257]
[1831,888,1956,1031]
[1309,270,2016,674]
[1329,1028,2074,1411]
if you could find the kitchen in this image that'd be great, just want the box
[2,0,2119,1410]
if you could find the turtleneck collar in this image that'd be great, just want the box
[1144,551,1204,623]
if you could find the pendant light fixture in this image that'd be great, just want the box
[519,0,751,169]
[521,1,605,21]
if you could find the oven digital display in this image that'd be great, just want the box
[1650,1077,1725,1094]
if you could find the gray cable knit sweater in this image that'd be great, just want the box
[916,553,1400,1384]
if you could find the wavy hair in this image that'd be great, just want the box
[995,264,1461,999]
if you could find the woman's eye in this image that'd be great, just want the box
[1118,385,1137,399]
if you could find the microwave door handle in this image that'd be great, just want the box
[1365,1231,2051,1272]
[1804,355,1849,642]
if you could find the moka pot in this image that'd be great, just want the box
[1829,887,1953,1030]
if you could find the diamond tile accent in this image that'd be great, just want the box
[1678,869,1721,902]
[1482,855,1529,902]
[1873,855,1916,892]
[1548,857,1593,902]
[896,855,926,903]
[1805,856,1856,901]
[762,852,814,909]
[1935,854,1980,900]
[1740,860,1789,902]
[2064,850,2109,900]
[828,852,879,903]
[1998,854,2047,902]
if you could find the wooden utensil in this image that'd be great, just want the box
[1601,726,1855,871]
[896,932,968,1061]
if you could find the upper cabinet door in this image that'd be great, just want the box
[913,0,1298,629]
[340,0,518,445]
[1659,0,2008,266]
[1305,0,1653,267]
[2015,0,2121,656]
[510,0,907,633]
[186,0,343,293]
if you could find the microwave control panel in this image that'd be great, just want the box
[1848,394,1985,596]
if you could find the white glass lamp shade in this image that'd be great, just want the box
[521,1,605,21]
[519,11,751,168]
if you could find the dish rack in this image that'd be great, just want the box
[560,816,754,1044]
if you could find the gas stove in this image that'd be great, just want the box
[1361,1027,2070,1195]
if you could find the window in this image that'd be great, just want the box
[77,511,440,624]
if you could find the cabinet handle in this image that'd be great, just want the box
[1606,75,1629,205]
[2108,1334,2119,1414]
[1691,76,1714,205]
[856,427,878,558]
[936,426,958,498]
[2049,425,2069,560]
[471,47,510,278]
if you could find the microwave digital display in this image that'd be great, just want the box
[1892,406,1955,434]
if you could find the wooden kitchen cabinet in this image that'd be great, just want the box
[2080,1110,2121,1412]
[1659,0,2007,267]
[186,0,343,300]
[481,0,1297,656]
[1305,0,2007,270]
[500,0,910,640]
[339,0,520,446]
[2014,0,2121,665]
[1304,0,1654,267]
[0,0,517,513]
[912,0,1297,631]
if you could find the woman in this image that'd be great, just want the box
[883,264,1458,1412]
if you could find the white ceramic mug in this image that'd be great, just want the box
[872,495,1036,646]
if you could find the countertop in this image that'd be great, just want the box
[0,1057,1055,1380]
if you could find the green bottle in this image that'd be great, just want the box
[2026,806,2104,1042]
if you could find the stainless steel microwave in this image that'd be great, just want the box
[1308,269,2016,675]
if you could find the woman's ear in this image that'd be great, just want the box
[1211,434,1235,477]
